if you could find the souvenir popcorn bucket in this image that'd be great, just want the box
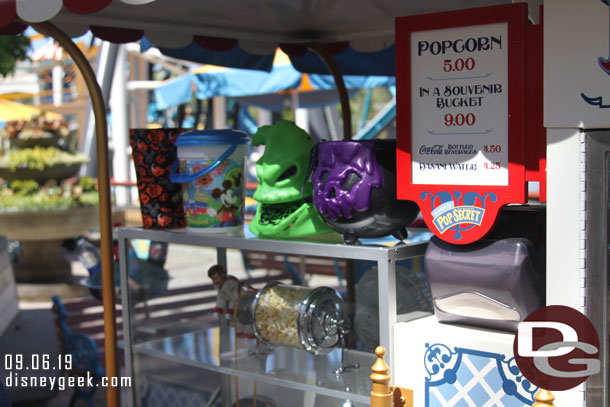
[307,139,419,244]
[170,129,249,233]
[129,128,186,229]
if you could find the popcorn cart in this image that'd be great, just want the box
[1,1,608,407]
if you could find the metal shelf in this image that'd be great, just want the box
[117,227,425,261]
[134,324,375,404]
[118,227,428,407]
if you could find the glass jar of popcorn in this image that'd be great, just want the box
[252,282,349,355]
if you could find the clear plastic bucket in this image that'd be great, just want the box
[170,129,249,233]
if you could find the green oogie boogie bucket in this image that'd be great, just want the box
[170,129,249,233]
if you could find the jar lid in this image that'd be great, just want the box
[175,129,249,146]
[298,287,349,355]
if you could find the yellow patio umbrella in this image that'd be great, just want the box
[0,97,62,122]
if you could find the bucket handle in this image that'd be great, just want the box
[169,143,238,184]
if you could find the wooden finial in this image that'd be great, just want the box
[372,346,390,377]
[532,389,555,406]
[370,346,392,407]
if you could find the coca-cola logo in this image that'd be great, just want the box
[419,144,444,154]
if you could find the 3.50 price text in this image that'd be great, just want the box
[482,145,502,153]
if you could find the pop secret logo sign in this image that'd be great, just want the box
[430,199,485,234]
[395,4,529,244]
[423,190,496,242]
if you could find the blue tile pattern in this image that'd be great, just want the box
[424,343,537,407]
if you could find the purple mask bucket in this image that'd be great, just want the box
[306,139,419,244]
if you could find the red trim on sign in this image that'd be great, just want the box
[193,35,238,51]
[538,6,546,203]
[525,23,543,183]
[90,25,144,43]
[0,0,17,29]
[63,0,112,15]
[0,21,26,35]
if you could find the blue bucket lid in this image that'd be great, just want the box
[175,129,249,146]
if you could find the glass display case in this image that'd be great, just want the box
[117,227,428,407]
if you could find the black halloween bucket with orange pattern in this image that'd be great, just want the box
[129,128,186,229]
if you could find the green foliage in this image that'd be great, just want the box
[9,179,38,195]
[0,178,98,212]
[0,146,89,171]
[0,34,31,77]
[78,176,97,192]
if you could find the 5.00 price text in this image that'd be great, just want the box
[443,58,476,72]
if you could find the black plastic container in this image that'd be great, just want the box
[306,139,419,244]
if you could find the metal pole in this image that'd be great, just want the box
[110,44,130,207]
[377,252,396,376]
[213,96,227,129]
[293,92,310,134]
[29,21,119,407]
[118,233,136,407]
[51,64,63,106]
[81,41,119,177]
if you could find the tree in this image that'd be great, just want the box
[0,34,31,77]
